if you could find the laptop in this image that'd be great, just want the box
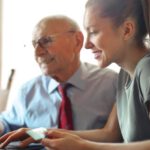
[1,142,46,150]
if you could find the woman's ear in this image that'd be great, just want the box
[122,19,136,40]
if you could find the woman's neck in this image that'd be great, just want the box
[120,47,149,79]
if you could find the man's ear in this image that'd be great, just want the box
[74,31,84,52]
[122,19,136,40]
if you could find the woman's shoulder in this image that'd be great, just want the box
[135,53,150,76]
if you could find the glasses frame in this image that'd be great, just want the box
[32,30,76,49]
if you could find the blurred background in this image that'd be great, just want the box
[0,0,120,109]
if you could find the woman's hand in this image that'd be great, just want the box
[41,130,85,150]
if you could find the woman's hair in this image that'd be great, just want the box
[86,0,149,47]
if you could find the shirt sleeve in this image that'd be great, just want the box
[0,86,26,135]
[137,57,150,103]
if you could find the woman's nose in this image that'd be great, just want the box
[84,39,94,50]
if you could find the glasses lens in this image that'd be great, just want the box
[32,37,53,48]
[38,37,53,48]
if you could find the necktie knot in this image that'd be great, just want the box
[58,85,67,98]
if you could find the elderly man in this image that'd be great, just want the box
[0,15,117,138]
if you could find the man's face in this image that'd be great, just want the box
[32,20,82,81]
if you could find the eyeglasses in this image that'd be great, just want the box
[32,30,76,49]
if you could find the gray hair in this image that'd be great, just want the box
[36,15,80,31]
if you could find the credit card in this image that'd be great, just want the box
[26,127,47,140]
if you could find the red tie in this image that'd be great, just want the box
[58,85,73,130]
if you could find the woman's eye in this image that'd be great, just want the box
[89,31,98,36]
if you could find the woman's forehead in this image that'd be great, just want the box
[84,7,102,29]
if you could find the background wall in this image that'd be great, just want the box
[0,0,120,105]
[0,0,2,86]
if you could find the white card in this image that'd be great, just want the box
[26,127,47,140]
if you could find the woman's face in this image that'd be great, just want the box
[84,6,125,68]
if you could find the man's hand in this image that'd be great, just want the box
[0,128,36,148]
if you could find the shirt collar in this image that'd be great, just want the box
[48,62,86,93]
[48,79,59,94]
[67,62,86,90]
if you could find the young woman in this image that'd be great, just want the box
[40,0,150,149]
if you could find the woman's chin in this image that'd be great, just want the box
[97,61,108,68]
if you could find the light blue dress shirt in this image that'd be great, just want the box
[0,62,118,135]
